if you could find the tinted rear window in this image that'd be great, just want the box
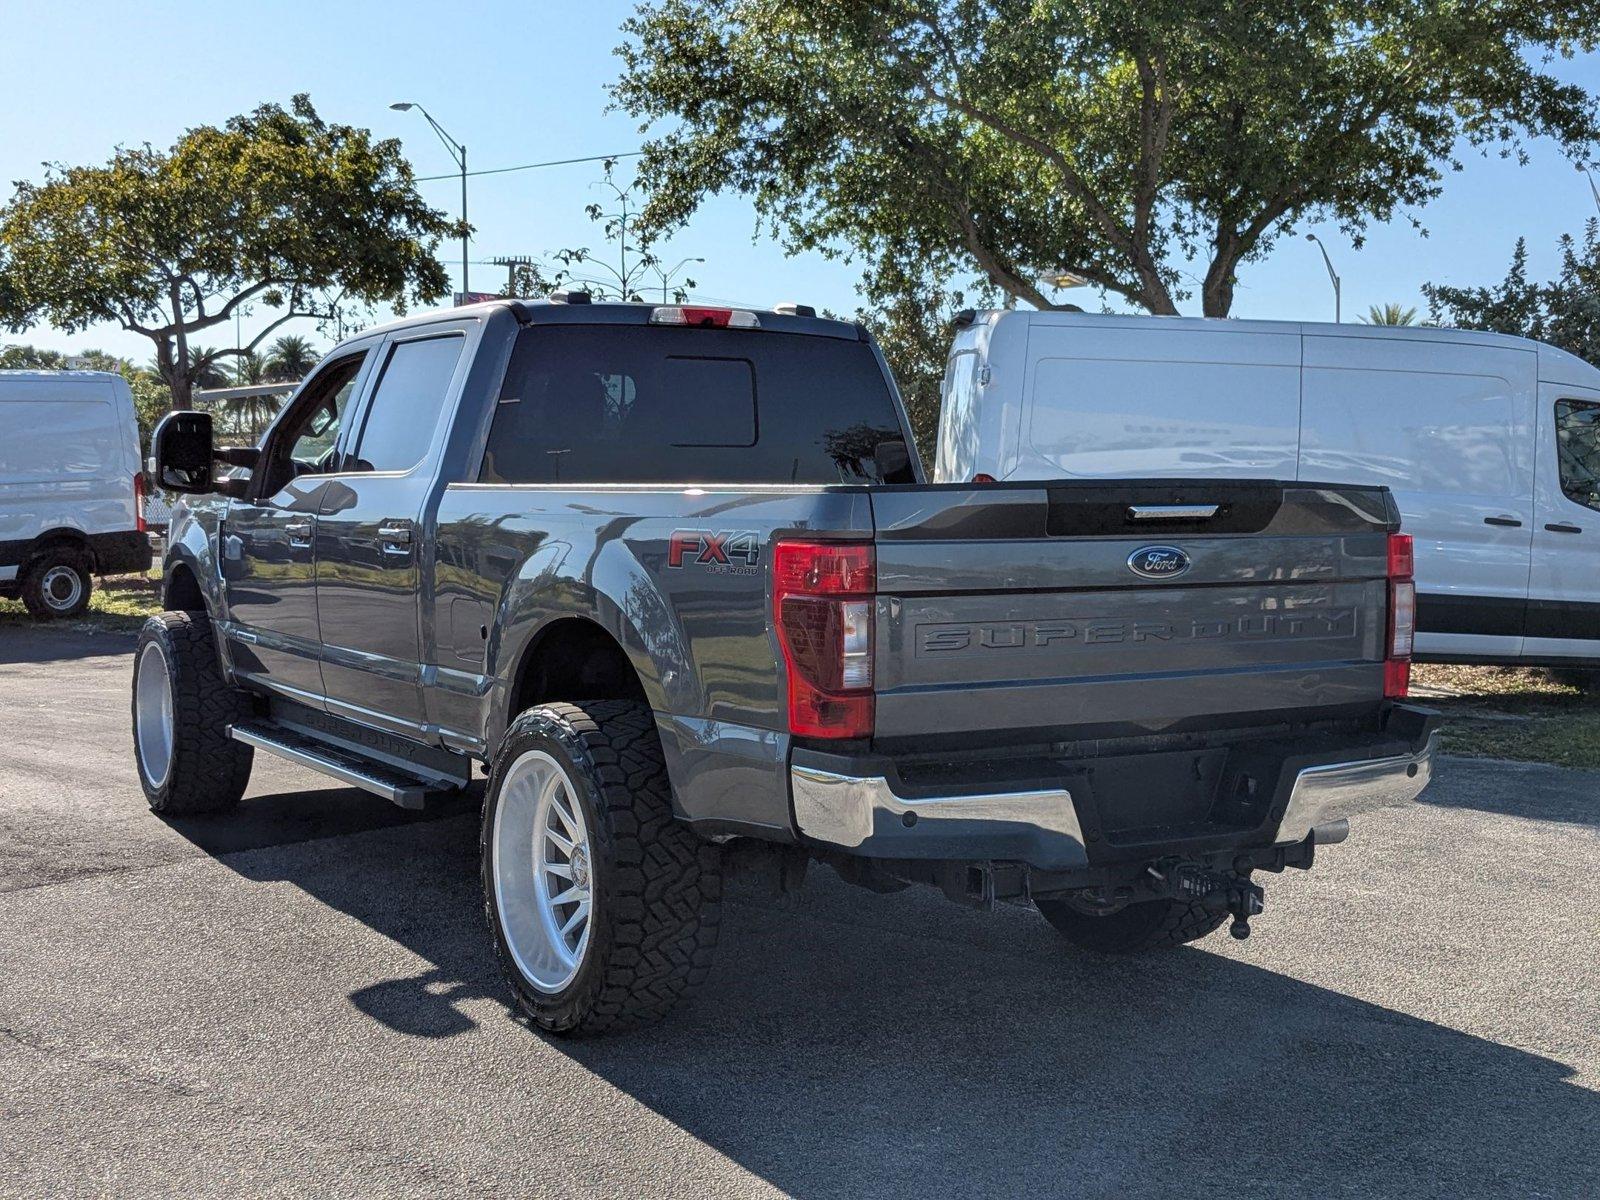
[479,325,911,485]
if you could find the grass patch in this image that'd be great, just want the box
[1414,663,1600,770]
[0,569,161,633]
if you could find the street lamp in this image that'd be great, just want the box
[653,255,705,302]
[391,102,469,293]
[1306,233,1341,323]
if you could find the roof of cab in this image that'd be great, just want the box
[345,297,867,344]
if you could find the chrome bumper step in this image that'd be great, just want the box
[228,720,462,810]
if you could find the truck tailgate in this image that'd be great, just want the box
[870,481,1396,745]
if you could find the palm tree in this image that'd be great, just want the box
[229,351,269,386]
[1361,303,1418,326]
[152,346,230,391]
[265,334,318,382]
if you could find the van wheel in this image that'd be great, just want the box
[1036,896,1228,953]
[132,612,255,814]
[482,700,722,1036]
[21,547,93,619]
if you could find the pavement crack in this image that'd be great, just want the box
[0,1026,203,1098]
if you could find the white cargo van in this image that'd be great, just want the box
[934,311,1600,668]
[0,370,152,618]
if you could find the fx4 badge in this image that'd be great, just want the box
[667,529,762,575]
[1127,545,1191,580]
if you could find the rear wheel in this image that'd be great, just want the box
[21,547,92,619]
[132,612,255,815]
[1036,895,1228,953]
[482,700,721,1035]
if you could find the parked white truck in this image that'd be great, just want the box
[934,311,1600,670]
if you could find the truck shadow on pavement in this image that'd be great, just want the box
[169,788,1599,1199]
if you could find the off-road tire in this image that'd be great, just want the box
[20,546,93,619]
[132,611,255,815]
[1036,895,1228,953]
[482,700,722,1036]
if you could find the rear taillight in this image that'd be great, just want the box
[773,540,875,738]
[134,471,147,534]
[971,473,997,484]
[1385,533,1415,698]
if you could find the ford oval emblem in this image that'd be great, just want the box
[1127,545,1191,580]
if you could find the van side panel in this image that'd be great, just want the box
[1015,322,1301,480]
[1300,335,1536,659]
[0,375,140,556]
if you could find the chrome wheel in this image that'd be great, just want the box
[492,749,594,993]
[134,641,174,789]
[40,564,84,612]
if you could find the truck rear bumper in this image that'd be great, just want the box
[790,707,1439,872]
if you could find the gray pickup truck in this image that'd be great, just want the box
[136,297,1438,1035]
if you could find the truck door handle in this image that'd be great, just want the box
[285,520,313,548]
[1545,522,1583,534]
[378,524,413,555]
[1483,515,1523,528]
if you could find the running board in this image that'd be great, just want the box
[228,720,461,811]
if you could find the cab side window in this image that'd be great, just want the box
[256,352,366,495]
[349,335,465,473]
[1555,399,1600,513]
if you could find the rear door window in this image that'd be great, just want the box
[479,325,909,484]
[351,334,465,473]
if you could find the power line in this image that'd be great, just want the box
[415,151,642,183]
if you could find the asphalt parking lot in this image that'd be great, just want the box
[1,625,1596,1199]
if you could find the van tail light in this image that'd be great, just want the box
[1385,533,1415,698]
[971,473,997,484]
[134,471,147,534]
[773,540,875,738]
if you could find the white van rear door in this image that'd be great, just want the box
[1300,333,1535,660]
[1017,318,1301,479]
[1528,385,1600,660]
[0,376,131,545]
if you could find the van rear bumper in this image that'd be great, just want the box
[789,706,1439,872]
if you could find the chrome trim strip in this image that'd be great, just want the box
[790,764,1088,868]
[228,723,413,804]
[1128,504,1220,520]
[1276,731,1439,844]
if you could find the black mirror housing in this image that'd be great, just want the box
[151,410,215,495]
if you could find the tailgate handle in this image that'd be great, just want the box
[1127,504,1220,521]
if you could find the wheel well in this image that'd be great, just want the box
[510,619,648,713]
[26,529,92,570]
[163,561,205,613]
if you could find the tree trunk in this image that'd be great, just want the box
[1200,254,1238,317]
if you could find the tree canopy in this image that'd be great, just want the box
[0,94,457,408]
[615,0,1600,318]
[1424,220,1600,363]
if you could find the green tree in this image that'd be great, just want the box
[1424,221,1600,363]
[616,1,1600,319]
[264,334,318,381]
[0,94,457,410]
[1361,303,1419,326]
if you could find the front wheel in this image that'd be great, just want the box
[132,612,255,814]
[482,701,721,1036]
[1036,895,1228,953]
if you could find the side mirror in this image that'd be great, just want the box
[873,439,915,484]
[150,410,215,494]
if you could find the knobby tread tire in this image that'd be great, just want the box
[1036,895,1228,953]
[133,611,254,815]
[482,700,722,1036]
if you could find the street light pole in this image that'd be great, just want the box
[654,255,705,302]
[391,102,469,293]
[1306,233,1341,323]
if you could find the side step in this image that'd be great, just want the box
[228,720,463,811]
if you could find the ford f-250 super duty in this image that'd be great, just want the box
[135,296,1438,1035]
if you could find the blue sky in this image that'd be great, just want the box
[4,0,1599,361]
